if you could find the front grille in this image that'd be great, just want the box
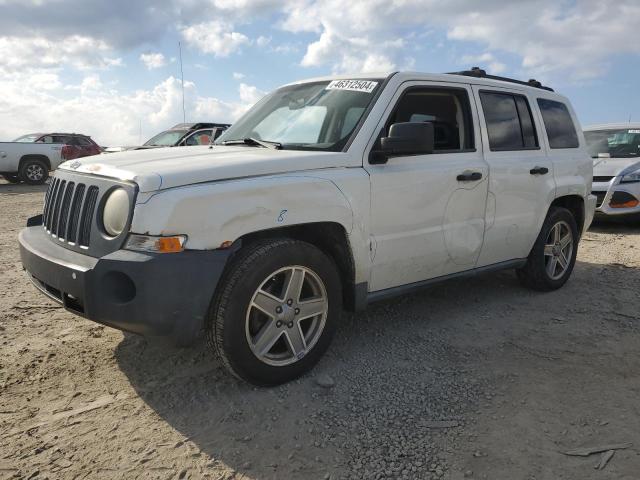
[592,191,606,208]
[40,170,136,257]
[593,176,614,183]
[43,178,98,247]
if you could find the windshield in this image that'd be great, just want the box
[143,130,187,146]
[13,134,40,142]
[216,79,382,151]
[585,128,640,158]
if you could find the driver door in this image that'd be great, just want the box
[364,81,489,292]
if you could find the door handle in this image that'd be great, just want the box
[456,171,483,182]
[530,166,549,175]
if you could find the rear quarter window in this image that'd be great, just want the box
[537,99,579,149]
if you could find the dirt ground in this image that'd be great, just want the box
[1,179,639,480]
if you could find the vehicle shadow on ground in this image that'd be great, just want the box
[589,218,640,234]
[0,182,48,195]
[114,259,640,479]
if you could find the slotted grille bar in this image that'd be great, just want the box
[67,183,86,244]
[49,180,66,235]
[56,181,75,239]
[78,186,99,247]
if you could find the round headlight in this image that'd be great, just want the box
[102,188,129,237]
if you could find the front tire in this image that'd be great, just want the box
[19,160,48,185]
[207,239,342,386]
[517,207,578,291]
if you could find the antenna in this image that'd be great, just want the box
[179,41,186,123]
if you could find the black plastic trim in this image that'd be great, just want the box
[366,259,527,304]
[19,226,232,345]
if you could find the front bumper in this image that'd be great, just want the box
[19,225,232,345]
[592,178,640,217]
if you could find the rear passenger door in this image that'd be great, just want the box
[473,87,555,266]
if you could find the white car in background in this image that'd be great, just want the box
[585,124,640,219]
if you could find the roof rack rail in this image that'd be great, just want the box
[447,67,554,92]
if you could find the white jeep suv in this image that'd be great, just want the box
[19,69,596,385]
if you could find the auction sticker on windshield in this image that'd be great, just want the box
[326,80,378,93]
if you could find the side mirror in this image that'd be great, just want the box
[371,122,434,164]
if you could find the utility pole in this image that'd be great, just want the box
[179,41,186,123]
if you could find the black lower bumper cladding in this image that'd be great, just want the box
[19,223,232,345]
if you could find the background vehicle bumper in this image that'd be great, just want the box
[19,225,232,345]
[584,194,597,233]
[592,179,640,217]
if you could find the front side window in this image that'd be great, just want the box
[216,79,382,151]
[144,130,187,146]
[480,92,538,151]
[385,87,475,152]
[185,130,213,146]
[537,98,579,149]
[585,128,640,158]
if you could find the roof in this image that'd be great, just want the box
[169,122,231,131]
[282,70,564,97]
[584,123,640,131]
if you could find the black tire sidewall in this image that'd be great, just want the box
[212,240,341,386]
[19,160,48,185]
[523,207,579,290]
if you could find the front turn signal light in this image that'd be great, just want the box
[125,234,187,253]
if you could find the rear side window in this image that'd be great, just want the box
[537,99,579,149]
[76,137,93,146]
[480,92,539,151]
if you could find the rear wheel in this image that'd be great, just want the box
[208,239,341,386]
[517,207,578,291]
[1,174,20,184]
[19,160,48,185]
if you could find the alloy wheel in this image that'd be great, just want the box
[245,266,328,366]
[543,220,573,280]
[26,164,44,182]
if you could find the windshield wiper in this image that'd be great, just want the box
[222,137,282,150]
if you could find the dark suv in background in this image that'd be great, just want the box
[15,132,102,159]
[139,123,230,149]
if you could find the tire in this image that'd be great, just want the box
[517,207,579,291]
[19,160,49,185]
[207,239,342,386]
[1,174,20,184]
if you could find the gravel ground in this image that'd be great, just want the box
[1,179,639,479]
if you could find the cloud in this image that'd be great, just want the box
[180,20,251,57]
[140,52,167,69]
[0,35,122,73]
[233,72,245,80]
[0,73,263,146]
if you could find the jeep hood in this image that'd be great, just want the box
[59,145,351,192]
[593,157,640,177]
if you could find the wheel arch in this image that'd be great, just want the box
[235,222,359,311]
[19,154,51,171]
[550,195,585,236]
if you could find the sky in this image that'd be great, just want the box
[0,0,639,146]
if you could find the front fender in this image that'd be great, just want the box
[131,174,354,250]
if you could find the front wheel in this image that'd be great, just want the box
[19,160,49,185]
[517,207,578,291]
[207,239,342,386]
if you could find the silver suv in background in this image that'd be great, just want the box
[585,124,640,219]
